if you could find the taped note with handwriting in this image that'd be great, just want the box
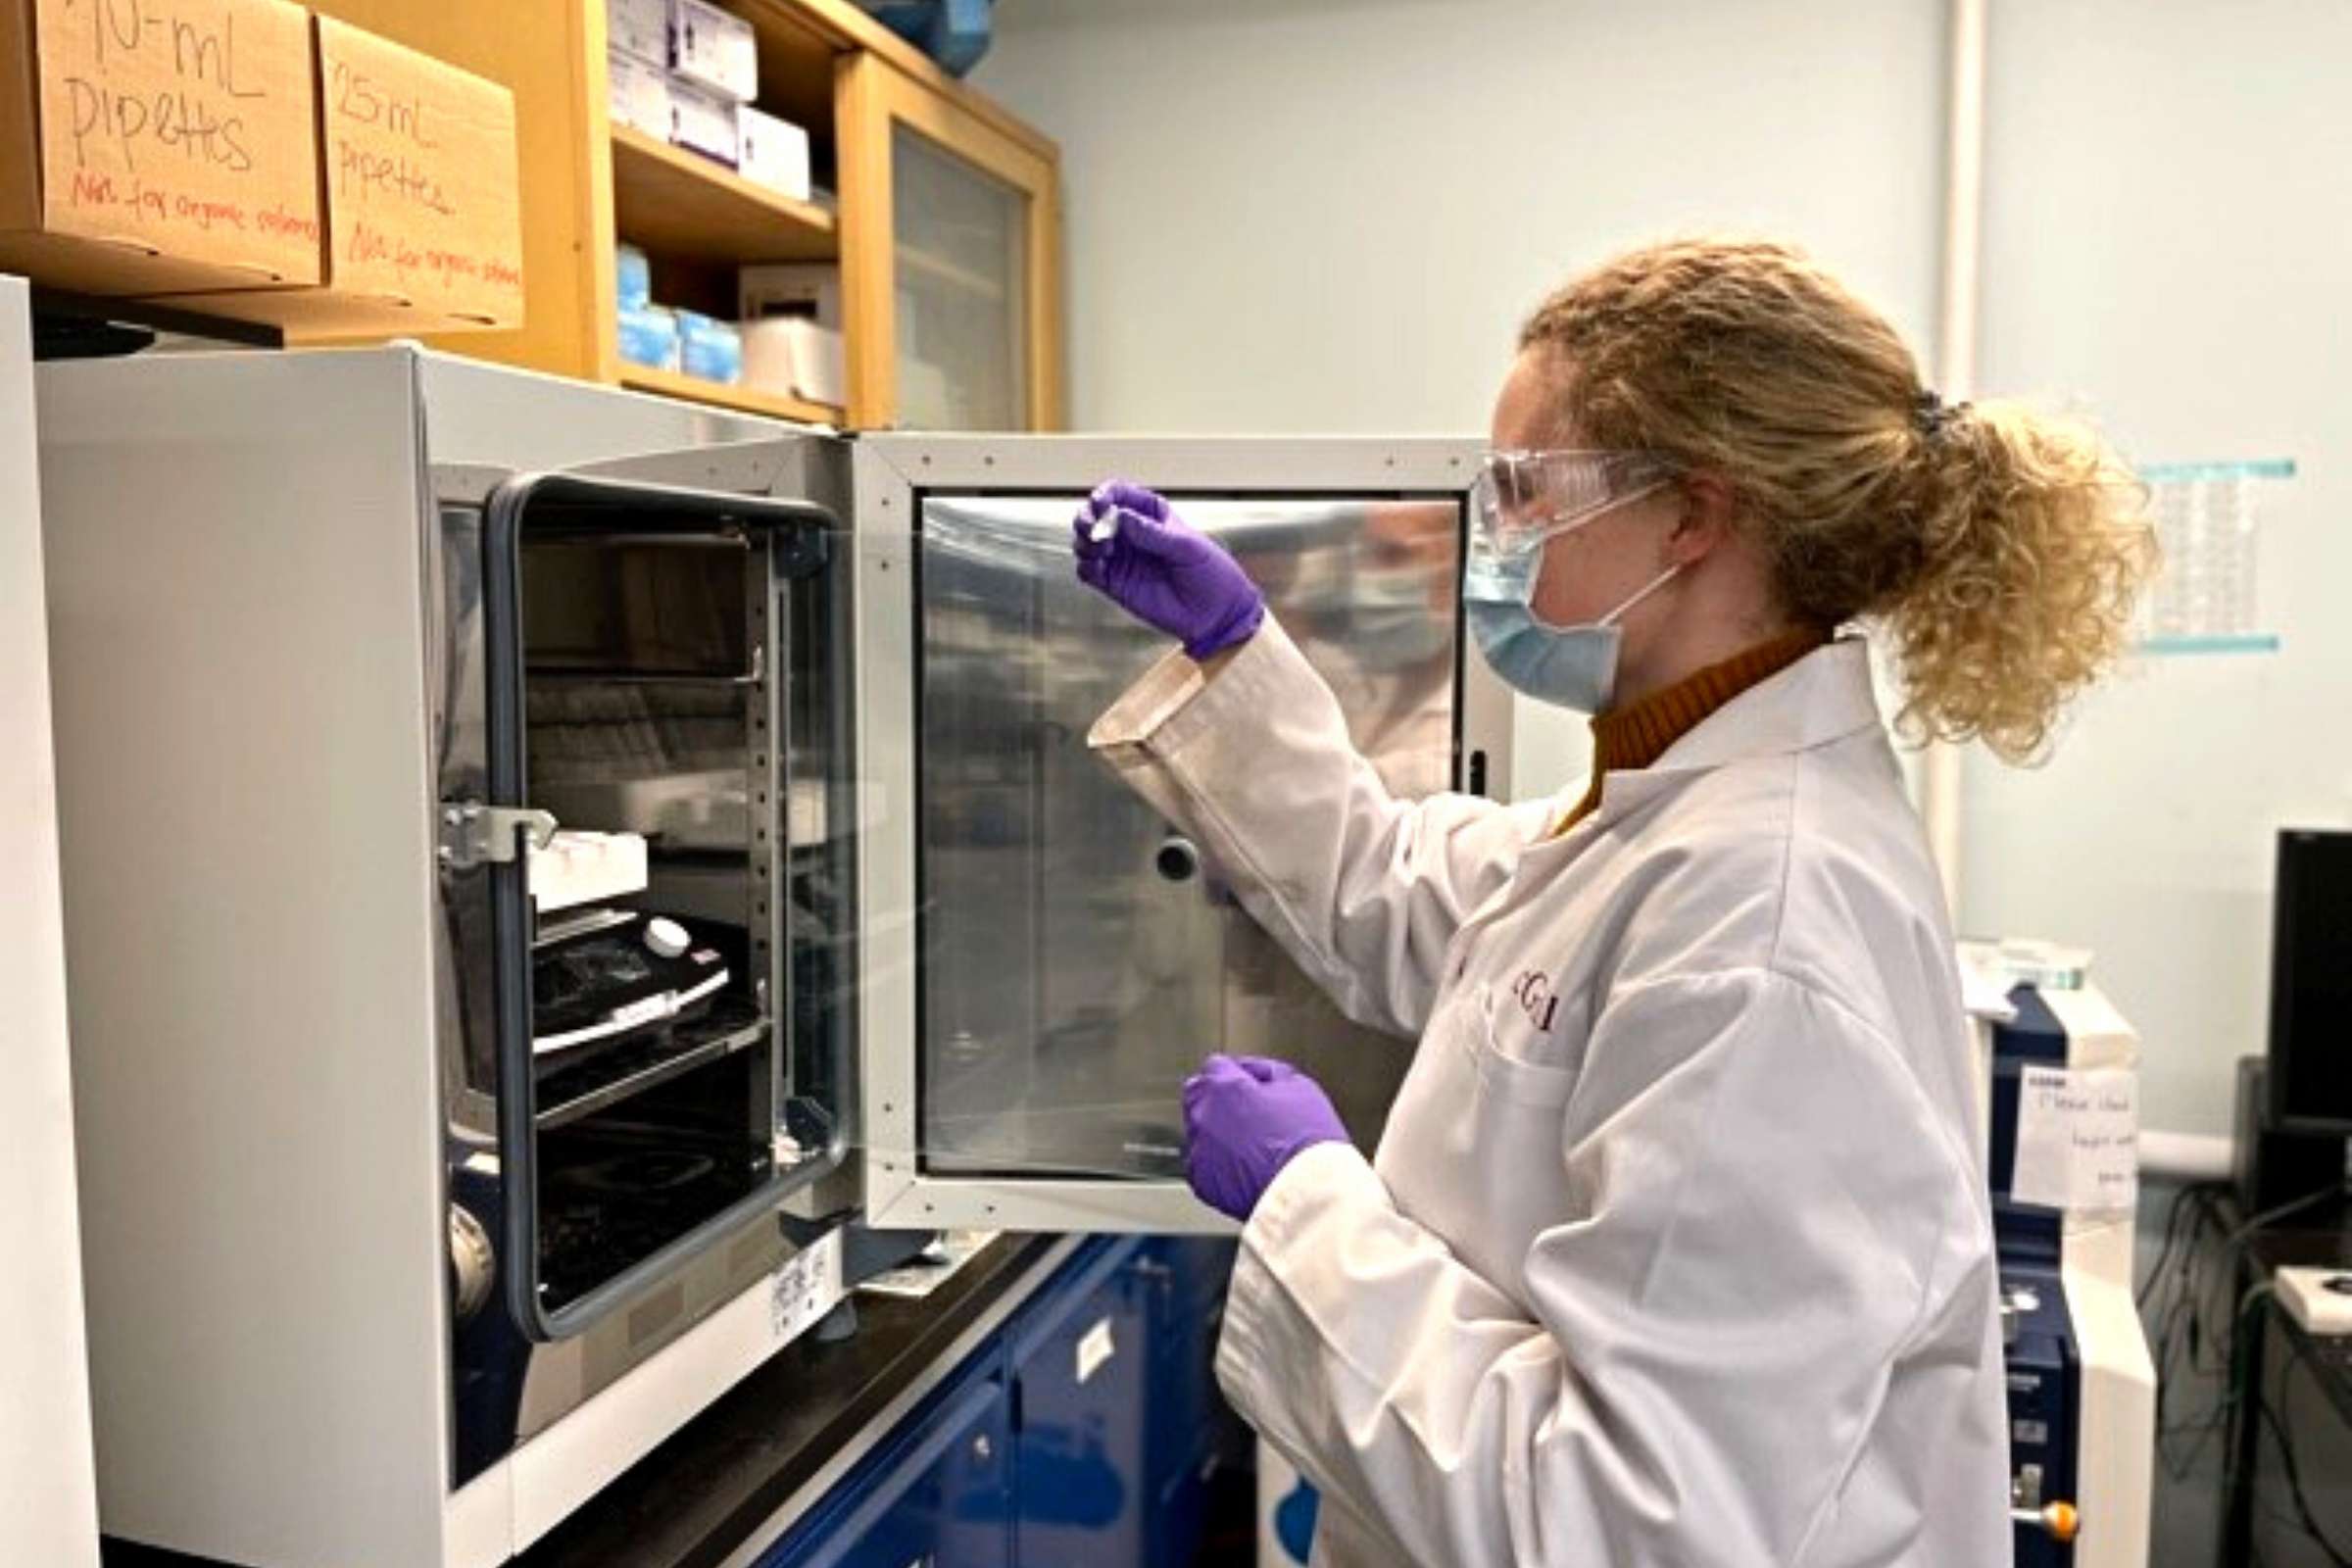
[2012,1065,2138,1213]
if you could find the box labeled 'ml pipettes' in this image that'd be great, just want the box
[162,17,525,333]
[0,0,322,296]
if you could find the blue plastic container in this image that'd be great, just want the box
[616,304,680,372]
[615,244,652,312]
[858,0,992,76]
[676,311,744,386]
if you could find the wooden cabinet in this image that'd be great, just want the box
[301,0,1062,430]
[837,50,1062,430]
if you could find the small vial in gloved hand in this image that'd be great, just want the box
[1088,510,1119,543]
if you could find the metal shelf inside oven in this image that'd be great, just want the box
[535,1004,770,1130]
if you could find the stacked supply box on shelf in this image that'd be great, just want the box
[0,0,324,298]
[737,106,811,202]
[612,242,740,387]
[670,0,756,100]
[608,49,670,138]
[667,75,740,167]
[741,263,845,407]
[169,17,524,331]
[607,0,670,134]
[605,0,813,197]
[676,309,741,384]
[609,0,668,65]
[613,241,680,370]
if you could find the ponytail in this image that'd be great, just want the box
[1879,401,2156,762]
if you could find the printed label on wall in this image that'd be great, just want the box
[2012,1065,2139,1213]
[2137,458,2293,655]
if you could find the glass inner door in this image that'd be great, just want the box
[915,494,1462,1181]
[465,475,847,1340]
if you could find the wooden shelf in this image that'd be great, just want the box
[611,125,838,267]
[897,243,1006,302]
[619,364,845,426]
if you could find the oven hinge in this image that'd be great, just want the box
[438,802,559,869]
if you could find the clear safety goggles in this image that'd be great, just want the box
[1471,449,1677,559]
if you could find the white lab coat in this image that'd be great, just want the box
[1090,618,2010,1568]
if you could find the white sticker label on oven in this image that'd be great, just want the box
[772,1227,845,1347]
[1075,1316,1116,1386]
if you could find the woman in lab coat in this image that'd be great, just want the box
[1072,238,2154,1567]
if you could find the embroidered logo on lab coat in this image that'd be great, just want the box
[1509,969,1562,1033]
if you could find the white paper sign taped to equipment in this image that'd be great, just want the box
[2012,1066,2139,1213]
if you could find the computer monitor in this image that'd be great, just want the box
[2269,828,2352,1134]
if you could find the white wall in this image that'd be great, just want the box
[1962,0,2352,1139]
[979,0,2352,1145]
[977,0,1950,797]
[0,276,102,1566]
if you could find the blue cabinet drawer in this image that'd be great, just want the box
[1008,1238,1148,1565]
[758,1369,1013,1568]
[1007,1236,1245,1568]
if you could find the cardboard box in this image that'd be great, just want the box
[0,0,322,296]
[667,74,737,167]
[740,262,839,329]
[736,105,808,202]
[168,17,523,331]
[607,0,668,68]
[608,47,670,139]
[669,0,754,101]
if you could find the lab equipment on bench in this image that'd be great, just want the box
[2264,828,2352,1135]
[2225,831,2352,1221]
[2276,1267,2352,1337]
[38,351,861,1567]
[35,348,1503,1565]
[1977,976,2157,1568]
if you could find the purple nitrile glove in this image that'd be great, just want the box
[1181,1054,1348,1221]
[1072,480,1265,661]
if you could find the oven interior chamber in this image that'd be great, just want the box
[435,478,855,1352]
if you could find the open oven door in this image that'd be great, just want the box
[849,434,1506,1235]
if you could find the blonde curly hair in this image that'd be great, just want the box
[1520,237,2157,764]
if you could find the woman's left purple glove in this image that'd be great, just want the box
[1182,1054,1348,1221]
[1072,480,1265,661]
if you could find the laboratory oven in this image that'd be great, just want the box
[36,348,1503,1567]
[37,350,862,1568]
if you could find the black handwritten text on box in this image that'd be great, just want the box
[61,0,277,176]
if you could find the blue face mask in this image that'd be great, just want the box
[1464,543,1682,713]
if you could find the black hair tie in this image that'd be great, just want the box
[1912,387,1969,439]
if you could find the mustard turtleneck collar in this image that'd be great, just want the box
[1552,627,1832,835]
